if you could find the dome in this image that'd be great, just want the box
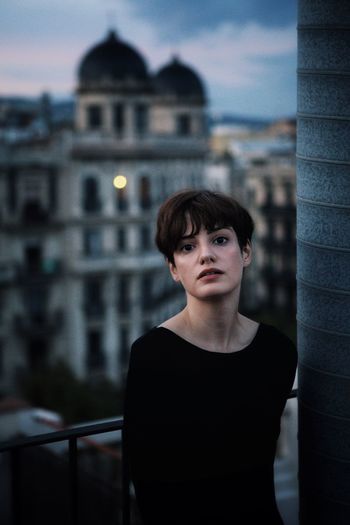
[154,56,206,101]
[78,30,150,90]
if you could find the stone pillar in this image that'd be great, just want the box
[297,1,350,523]
[104,273,118,382]
[125,104,134,142]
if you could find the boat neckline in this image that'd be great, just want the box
[154,323,262,356]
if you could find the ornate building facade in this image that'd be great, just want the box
[0,30,208,394]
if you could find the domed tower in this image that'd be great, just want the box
[152,55,208,139]
[65,34,209,386]
[75,30,153,139]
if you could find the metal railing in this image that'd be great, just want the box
[0,388,298,525]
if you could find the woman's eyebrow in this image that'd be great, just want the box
[179,233,196,240]
[208,226,231,233]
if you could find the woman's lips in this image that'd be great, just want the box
[197,268,223,279]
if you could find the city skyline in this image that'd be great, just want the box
[1,0,297,119]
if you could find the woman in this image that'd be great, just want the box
[123,189,297,525]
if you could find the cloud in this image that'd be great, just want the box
[0,0,296,114]
[164,22,296,89]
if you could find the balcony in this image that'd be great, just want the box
[71,134,208,161]
[0,389,297,525]
[2,204,63,231]
[16,259,62,284]
[72,251,163,273]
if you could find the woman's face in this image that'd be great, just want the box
[168,223,251,302]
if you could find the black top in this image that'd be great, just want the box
[123,323,297,524]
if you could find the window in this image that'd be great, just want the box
[20,174,47,222]
[82,176,101,213]
[139,176,151,210]
[22,200,47,222]
[25,244,42,273]
[84,278,104,317]
[7,169,17,212]
[285,221,295,243]
[177,114,191,136]
[264,183,273,207]
[284,182,294,206]
[22,175,42,199]
[119,326,129,369]
[49,169,57,212]
[113,103,125,135]
[135,104,148,136]
[25,285,47,323]
[117,227,126,252]
[140,224,151,251]
[87,329,105,372]
[87,105,102,130]
[27,338,47,371]
[118,275,130,314]
[84,228,103,257]
[141,275,152,309]
[116,186,128,212]
[160,174,167,201]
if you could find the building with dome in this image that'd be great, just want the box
[0,30,209,395]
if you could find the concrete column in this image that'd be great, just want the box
[297,1,350,523]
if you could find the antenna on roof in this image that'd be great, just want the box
[106,8,117,33]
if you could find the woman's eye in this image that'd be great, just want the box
[181,243,194,252]
[214,236,228,245]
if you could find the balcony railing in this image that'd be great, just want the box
[0,389,298,525]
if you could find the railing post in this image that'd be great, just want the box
[10,449,21,525]
[121,427,130,525]
[69,437,78,525]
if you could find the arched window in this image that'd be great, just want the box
[87,105,103,130]
[82,176,101,213]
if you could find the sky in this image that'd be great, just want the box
[0,0,297,119]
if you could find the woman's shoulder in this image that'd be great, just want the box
[259,322,297,361]
[132,326,165,349]
[131,325,178,357]
[132,312,183,351]
[258,321,293,342]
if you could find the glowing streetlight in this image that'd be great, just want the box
[113,175,127,189]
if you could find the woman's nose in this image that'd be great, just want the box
[199,246,216,264]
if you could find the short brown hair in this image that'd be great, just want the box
[155,189,254,264]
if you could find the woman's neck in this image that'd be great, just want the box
[168,294,258,353]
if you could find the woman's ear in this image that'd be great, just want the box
[242,242,252,267]
[168,260,180,282]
